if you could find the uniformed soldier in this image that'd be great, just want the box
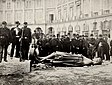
[20,22,32,61]
[0,21,12,62]
[10,21,22,58]
[75,34,83,54]
[61,34,71,53]
[71,34,77,54]
[56,34,62,51]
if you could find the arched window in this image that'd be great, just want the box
[68,25,73,32]
[83,23,89,36]
[48,27,54,35]
[75,24,80,34]
[93,21,97,30]
[62,26,67,35]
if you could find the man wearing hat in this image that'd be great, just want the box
[96,34,110,61]
[87,34,97,59]
[10,21,22,59]
[71,34,77,54]
[20,22,32,61]
[0,21,12,62]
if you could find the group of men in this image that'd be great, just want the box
[0,21,31,62]
[0,20,112,63]
[33,29,111,62]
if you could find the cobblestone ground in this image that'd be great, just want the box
[0,61,112,85]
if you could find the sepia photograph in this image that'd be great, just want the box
[0,0,112,85]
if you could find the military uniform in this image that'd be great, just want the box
[10,27,22,58]
[71,38,76,54]
[74,37,83,54]
[0,22,12,62]
[21,23,31,60]
[61,36,71,53]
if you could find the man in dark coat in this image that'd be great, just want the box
[82,35,89,58]
[0,21,12,62]
[71,34,77,54]
[49,35,60,53]
[20,22,32,61]
[56,34,62,51]
[75,34,83,54]
[10,21,22,58]
[87,34,97,59]
[96,34,110,61]
[61,34,71,53]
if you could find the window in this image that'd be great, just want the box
[58,8,61,22]
[93,12,98,17]
[35,9,43,24]
[68,25,73,32]
[6,11,13,24]
[25,0,32,9]
[102,20,110,30]
[15,11,22,23]
[75,0,81,19]
[84,14,89,18]
[63,6,67,21]
[25,10,33,24]
[15,0,21,9]
[93,22,97,30]
[35,0,42,8]
[103,10,110,14]
[103,0,109,10]
[49,14,54,23]
[69,6,74,20]
[75,0,81,7]
[75,25,80,34]
[7,1,11,9]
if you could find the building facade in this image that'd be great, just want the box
[0,0,112,39]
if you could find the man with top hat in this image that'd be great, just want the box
[0,21,12,62]
[20,22,32,61]
[10,21,22,59]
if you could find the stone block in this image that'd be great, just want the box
[0,60,30,75]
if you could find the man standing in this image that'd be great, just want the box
[20,22,31,61]
[10,21,22,58]
[88,34,97,59]
[96,34,110,61]
[71,34,77,54]
[0,21,12,62]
